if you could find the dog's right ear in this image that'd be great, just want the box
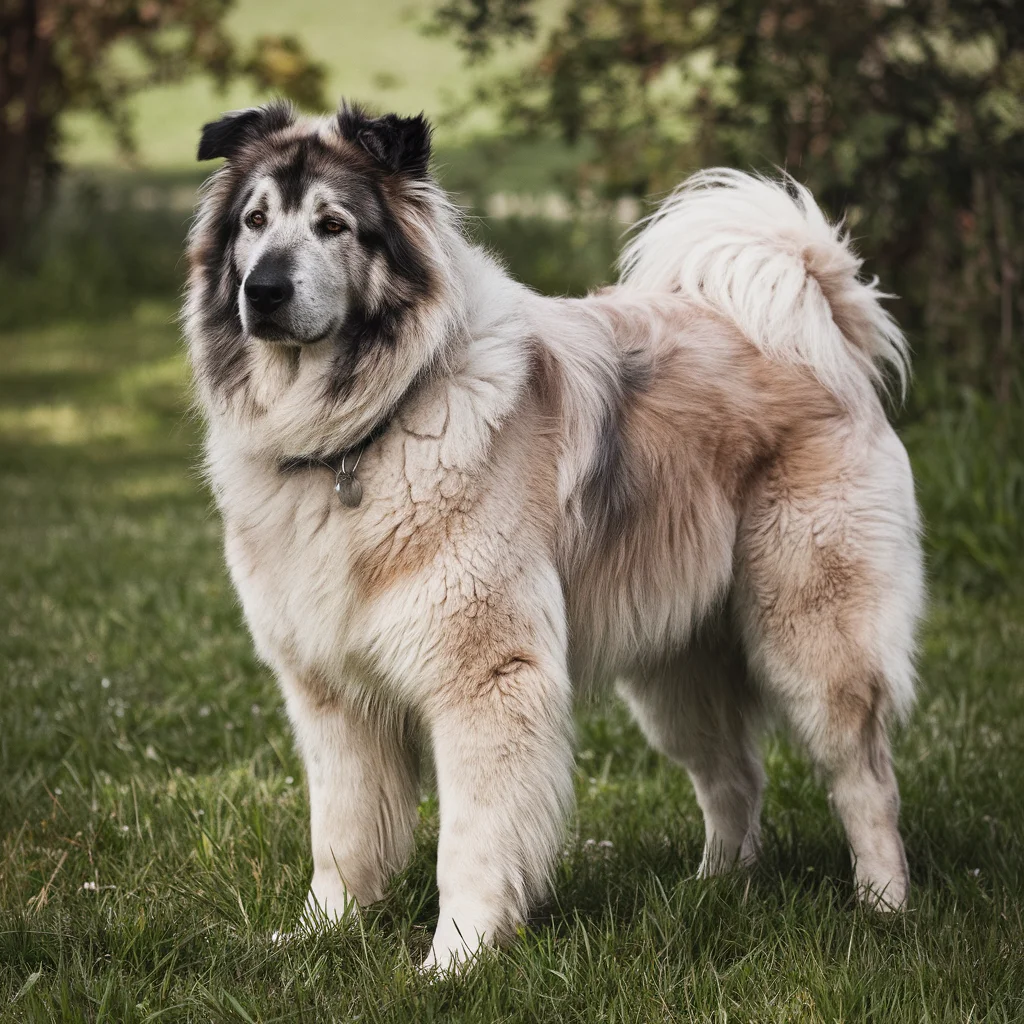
[197,102,294,162]
[337,102,432,178]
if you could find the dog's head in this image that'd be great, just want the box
[186,100,457,403]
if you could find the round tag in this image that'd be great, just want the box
[334,474,363,508]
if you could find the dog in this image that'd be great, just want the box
[184,100,924,972]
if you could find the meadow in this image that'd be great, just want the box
[1,295,1023,1021]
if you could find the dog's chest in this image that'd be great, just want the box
[213,429,460,691]
[220,465,364,676]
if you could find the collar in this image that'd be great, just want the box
[278,415,392,509]
[275,347,447,508]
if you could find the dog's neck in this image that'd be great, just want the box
[274,360,431,507]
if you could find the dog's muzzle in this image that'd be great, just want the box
[245,256,294,318]
[243,250,301,340]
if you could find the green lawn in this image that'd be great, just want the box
[1,308,1022,1022]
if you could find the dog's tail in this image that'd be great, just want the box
[618,169,908,402]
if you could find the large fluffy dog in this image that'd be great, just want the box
[185,101,924,971]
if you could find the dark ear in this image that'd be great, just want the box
[336,102,432,178]
[197,102,294,161]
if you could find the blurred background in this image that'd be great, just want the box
[2,5,1023,1016]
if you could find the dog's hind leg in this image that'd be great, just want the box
[734,425,924,908]
[282,676,421,927]
[619,628,766,876]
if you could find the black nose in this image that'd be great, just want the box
[245,269,294,315]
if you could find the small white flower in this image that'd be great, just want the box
[101,678,111,689]
[199,705,210,717]
[54,788,62,796]
[121,825,130,833]
[285,776,294,785]
[82,881,98,891]
[598,840,614,849]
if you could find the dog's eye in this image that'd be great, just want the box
[245,210,266,229]
[320,218,349,235]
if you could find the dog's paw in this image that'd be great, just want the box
[266,894,360,947]
[418,922,493,979]
[856,879,909,912]
[299,888,360,932]
[417,944,483,980]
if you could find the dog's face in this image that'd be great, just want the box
[187,101,442,398]
[230,168,355,345]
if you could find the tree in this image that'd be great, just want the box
[439,0,1024,400]
[0,0,327,261]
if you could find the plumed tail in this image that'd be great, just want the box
[619,169,909,403]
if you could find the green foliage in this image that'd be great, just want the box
[45,0,328,143]
[439,0,1024,401]
[1,311,1023,1020]
[240,35,329,112]
[434,0,538,59]
[472,213,621,296]
[0,0,326,259]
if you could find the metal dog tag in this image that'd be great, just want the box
[334,473,363,508]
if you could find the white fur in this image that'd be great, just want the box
[619,169,910,404]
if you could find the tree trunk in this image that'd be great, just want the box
[0,0,63,262]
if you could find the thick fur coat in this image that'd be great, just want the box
[184,101,924,971]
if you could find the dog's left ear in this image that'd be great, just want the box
[337,102,432,178]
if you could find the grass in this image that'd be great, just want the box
[1,307,1023,1022]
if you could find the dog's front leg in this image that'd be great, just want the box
[422,648,574,973]
[281,677,420,927]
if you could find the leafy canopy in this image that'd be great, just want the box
[439,0,1024,400]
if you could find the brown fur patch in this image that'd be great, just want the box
[560,295,844,678]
